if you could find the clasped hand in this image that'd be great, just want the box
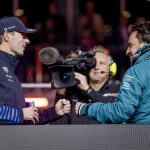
[22,99,71,124]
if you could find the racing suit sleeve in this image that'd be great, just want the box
[38,107,61,124]
[79,68,142,123]
[0,105,23,124]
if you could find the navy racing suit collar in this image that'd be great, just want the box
[0,50,19,71]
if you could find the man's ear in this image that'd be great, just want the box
[3,32,10,41]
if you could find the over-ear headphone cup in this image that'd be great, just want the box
[109,63,117,76]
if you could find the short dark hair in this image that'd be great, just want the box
[128,21,150,43]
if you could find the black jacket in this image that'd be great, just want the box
[51,79,120,124]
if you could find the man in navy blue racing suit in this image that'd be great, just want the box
[0,16,71,125]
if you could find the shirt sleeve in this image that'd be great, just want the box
[38,107,61,124]
[81,80,120,103]
[82,89,115,103]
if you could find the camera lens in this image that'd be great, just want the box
[59,72,71,83]
[50,66,75,88]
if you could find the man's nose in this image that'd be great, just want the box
[95,62,99,69]
[126,49,129,55]
[25,38,30,44]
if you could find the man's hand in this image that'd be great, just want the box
[22,107,39,124]
[75,72,89,90]
[55,99,71,116]
[75,102,85,115]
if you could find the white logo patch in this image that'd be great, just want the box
[4,26,16,31]
[122,75,133,90]
[27,29,34,32]
[2,67,9,73]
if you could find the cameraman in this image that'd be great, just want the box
[51,45,120,124]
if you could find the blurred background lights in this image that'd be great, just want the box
[25,97,49,108]
[14,9,24,17]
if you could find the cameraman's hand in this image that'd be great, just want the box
[22,107,39,124]
[75,72,89,90]
[55,99,71,116]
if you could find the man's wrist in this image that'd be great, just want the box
[78,103,89,116]
[86,87,93,93]
[82,87,93,96]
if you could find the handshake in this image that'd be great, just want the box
[54,99,86,117]
[22,99,84,124]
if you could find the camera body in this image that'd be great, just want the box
[49,50,95,88]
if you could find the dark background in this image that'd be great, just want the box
[0,0,150,82]
[1,0,150,27]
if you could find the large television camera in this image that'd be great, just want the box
[39,47,95,88]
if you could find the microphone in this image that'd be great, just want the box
[100,71,109,74]
[39,47,81,66]
[39,47,60,65]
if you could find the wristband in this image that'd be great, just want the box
[78,103,89,116]
[78,103,84,115]
[78,103,87,115]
